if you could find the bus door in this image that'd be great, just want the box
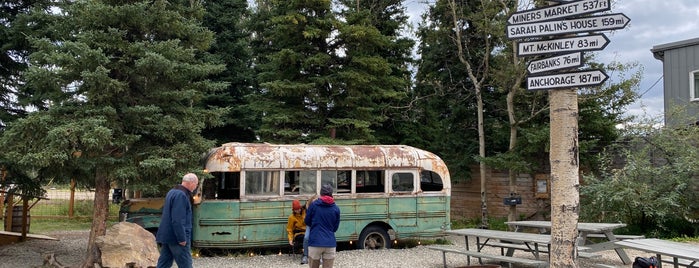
[193,172,241,248]
[387,170,418,228]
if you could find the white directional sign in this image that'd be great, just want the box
[508,0,611,25]
[517,34,609,56]
[507,13,630,39]
[527,52,583,74]
[527,69,608,90]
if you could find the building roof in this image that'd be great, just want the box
[651,37,699,61]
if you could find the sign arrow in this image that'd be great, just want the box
[507,13,630,39]
[517,34,609,57]
[527,52,584,74]
[527,69,608,90]
[507,0,611,25]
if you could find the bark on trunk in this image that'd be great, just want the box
[81,172,110,268]
[447,0,491,228]
[549,89,580,267]
[507,88,518,225]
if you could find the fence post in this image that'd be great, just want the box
[69,179,76,218]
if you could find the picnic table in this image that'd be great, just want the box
[506,220,634,264]
[615,238,699,268]
[428,228,549,267]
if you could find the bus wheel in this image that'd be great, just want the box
[357,226,391,250]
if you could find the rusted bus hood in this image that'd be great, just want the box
[119,198,165,214]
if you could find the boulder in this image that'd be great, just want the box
[96,222,159,268]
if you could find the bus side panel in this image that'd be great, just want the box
[193,201,240,248]
[388,196,418,231]
[334,197,389,242]
[238,200,288,248]
[416,195,451,238]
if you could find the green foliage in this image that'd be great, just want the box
[248,0,413,144]
[451,217,509,231]
[30,202,121,233]
[581,114,699,238]
[0,0,227,197]
[200,0,257,145]
[31,218,95,233]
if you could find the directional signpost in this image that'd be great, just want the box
[506,3,629,262]
[527,52,583,74]
[527,69,608,90]
[517,34,609,56]
[507,13,630,39]
[507,0,611,25]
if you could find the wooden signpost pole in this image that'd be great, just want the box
[548,87,580,267]
[507,0,626,265]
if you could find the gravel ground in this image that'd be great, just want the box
[0,229,666,268]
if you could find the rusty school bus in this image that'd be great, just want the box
[121,142,451,249]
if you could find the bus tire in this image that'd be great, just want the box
[357,226,391,250]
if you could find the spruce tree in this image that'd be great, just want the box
[249,0,337,143]
[0,0,225,265]
[201,0,257,144]
[334,0,414,144]
[0,0,53,126]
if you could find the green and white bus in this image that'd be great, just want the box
[121,142,451,249]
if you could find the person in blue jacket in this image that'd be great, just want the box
[305,184,341,268]
[155,173,199,268]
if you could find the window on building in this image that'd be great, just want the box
[693,71,699,101]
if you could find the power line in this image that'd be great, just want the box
[640,75,662,98]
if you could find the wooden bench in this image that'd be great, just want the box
[585,234,645,240]
[486,241,599,259]
[591,264,618,268]
[615,239,699,268]
[578,251,602,259]
[659,257,697,267]
[485,241,549,257]
[427,245,548,268]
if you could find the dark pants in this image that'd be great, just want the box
[156,242,192,268]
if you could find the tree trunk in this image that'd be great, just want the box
[81,172,110,268]
[549,89,580,267]
[507,86,518,225]
[447,0,491,228]
[477,88,488,228]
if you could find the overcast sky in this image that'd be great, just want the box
[404,0,699,122]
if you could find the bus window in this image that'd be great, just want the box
[245,171,280,196]
[321,170,337,192]
[391,172,414,192]
[299,170,316,195]
[284,171,300,195]
[420,170,444,191]
[356,170,385,193]
[206,172,240,199]
[337,170,351,193]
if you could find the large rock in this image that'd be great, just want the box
[96,222,159,268]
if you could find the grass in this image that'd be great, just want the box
[23,201,121,234]
[671,236,699,243]
[30,217,95,234]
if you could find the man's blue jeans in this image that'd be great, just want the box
[156,242,192,268]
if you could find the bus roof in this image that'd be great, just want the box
[204,142,450,179]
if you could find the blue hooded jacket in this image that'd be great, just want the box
[155,185,193,244]
[305,195,341,247]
